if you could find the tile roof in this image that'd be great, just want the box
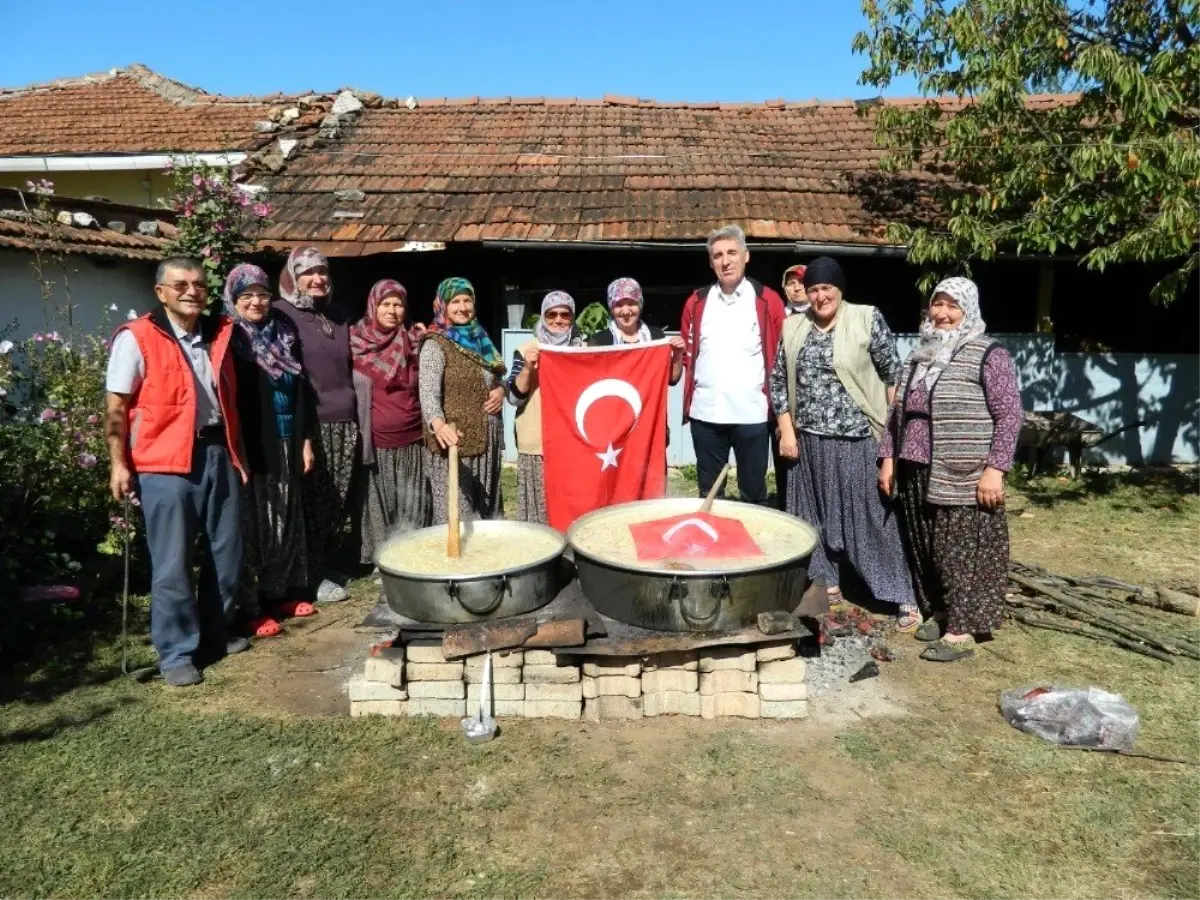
[0,64,300,155]
[253,94,1075,254]
[0,194,173,259]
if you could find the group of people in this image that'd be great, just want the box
[104,223,1022,686]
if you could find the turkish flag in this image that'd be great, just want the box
[629,512,763,562]
[540,340,672,531]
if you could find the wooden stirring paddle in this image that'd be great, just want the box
[700,463,731,513]
[447,437,461,558]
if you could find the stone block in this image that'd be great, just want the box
[755,640,797,663]
[760,700,809,719]
[584,695,643,721]
[404,641,447,663]
[467,683,525,703]
[582,676,597,699]
[523,699,582,719]
[641,669,698,694]
[757,658,807,684]
[522,664,580,684]
[350,699,406,717]
[587,675,641,698]
[759,682,808,702]
[700,670,758,695]
[582,657,642,678]
[348,677,407,702]
[406,680,466,700]
[698,647,757,673]
[522,649,558,666]
[465,666,522,684]
[489,700,526,717]
[642,651,699,671]
[700,692,760,719]
[406,661,464,682]
[643,691,701,717]
[465,650,523,668]
[364,656,404,687]
[405,698,466,717]
[525,682,584,702]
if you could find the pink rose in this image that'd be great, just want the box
[253,202,271,218]
[87,414,99,424]
[39,408,56,422]
[78,453,98,469]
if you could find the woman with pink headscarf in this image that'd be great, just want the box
[351,279,430,561]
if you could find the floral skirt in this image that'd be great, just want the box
[897,461,1008,635]
[426,415,503,525]
[238,441,308,614]
[516,453,547,524]
[302,421,361,572]
[361,442,431,564]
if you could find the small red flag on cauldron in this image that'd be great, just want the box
[628,511,763,562]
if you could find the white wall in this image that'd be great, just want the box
[0,250,157,341]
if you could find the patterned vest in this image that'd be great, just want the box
[423,334,489,458]
[895,338,999,506]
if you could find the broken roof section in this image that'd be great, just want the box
[0,192,175,259]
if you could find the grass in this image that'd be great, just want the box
[1,466,1197,898]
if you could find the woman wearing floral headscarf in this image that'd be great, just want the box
[588,277,685,382]
[224,263,317,636]
[419,278,506,523]
[879,276,1023,662]
[352,279,430,562]
[273,246,354,602]
[507,290,582,523]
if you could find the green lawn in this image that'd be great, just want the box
[2,468,1197,898]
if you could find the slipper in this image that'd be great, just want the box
[915,618,942,643]
[247,617,283,638]
[895,609,922,633]
[920,639,974,662]
[272,600,316,619]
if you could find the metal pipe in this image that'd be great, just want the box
[481,239,908,255]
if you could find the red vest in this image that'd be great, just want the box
[116,310,246,478]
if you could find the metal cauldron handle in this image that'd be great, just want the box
[449,575,509,617]
[676,575,726,628]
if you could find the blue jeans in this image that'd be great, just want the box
[138,438,242,671]
[689,419,771,505]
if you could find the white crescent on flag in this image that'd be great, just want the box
[661,517,720,544]
[574,378,643,444]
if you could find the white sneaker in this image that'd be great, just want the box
[316,579,350,603]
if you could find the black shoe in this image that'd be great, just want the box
[162,663,203,687]
[226,637,251,655]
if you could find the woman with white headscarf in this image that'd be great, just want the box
[879,276,1023,662]
[507,290,582,523]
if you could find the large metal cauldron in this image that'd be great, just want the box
[568,498,818,632]
[376,520,567,624]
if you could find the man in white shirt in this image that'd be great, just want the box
[680,225,786,504]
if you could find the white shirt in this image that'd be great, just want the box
[106,318,221,429]
[690,278,767,424]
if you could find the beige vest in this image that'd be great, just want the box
[782,301,888,439]
[513,341,544,456]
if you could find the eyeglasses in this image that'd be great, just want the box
[238,291,272,303]
[544,310,573,321]
[162,280,209,294]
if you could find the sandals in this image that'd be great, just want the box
[272,599,316,619]
[915,618,942,643]
[247,616,284,638]
[895,608,922,633]
[920,639,975,663]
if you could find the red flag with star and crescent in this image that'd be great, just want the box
[539,340,672,532]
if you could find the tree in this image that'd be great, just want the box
[853,0,1200,301]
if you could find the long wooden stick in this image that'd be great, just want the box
[447,439,461,558]
[1006,609,1174,662]
[700,463,731,514]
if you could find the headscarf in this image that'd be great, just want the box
[802,256,846,293]
[426,277,504,373]
[221,263,303,381]
[606,277,652,343]
[781,264,809,313]
[350,279,419,385]
[278,246,331,310]
[909,276,987,391]
[536,290,577,347]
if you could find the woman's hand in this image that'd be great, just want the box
[976,465,1006,510]
[433,419,460,449]
[524,346,540,369]
[302,439,315,474]
[668,335,685,358]
[878,457,895,499]
[483,386,505,415]
[779,431,799,460]
[411,322,427,336]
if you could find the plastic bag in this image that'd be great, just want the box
[999,684,1140,751]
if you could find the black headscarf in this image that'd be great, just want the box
[802,256,846,292]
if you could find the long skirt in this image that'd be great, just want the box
[516,453,547,524]
[361,442,431,564]
[238,441,309,615]
[788,431,915,608]
[303,420,360,574]
[897,461,1008,635]
[426,415,503,525]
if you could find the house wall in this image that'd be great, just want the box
[0,250,157,341]
[0,170,175,208]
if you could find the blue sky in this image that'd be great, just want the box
[0,0,919,101]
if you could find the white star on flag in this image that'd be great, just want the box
[596,442,622,471]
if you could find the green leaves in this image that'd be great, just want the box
[854,0,1199,301]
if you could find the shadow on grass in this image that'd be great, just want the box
[1017,467,1199,512]
[0,695,139,745]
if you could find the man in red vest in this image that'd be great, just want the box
[105,256,249,687]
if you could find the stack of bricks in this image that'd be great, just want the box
[347,639,806,721]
